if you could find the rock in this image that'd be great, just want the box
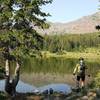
[87,91,96,97]
[32,96,42,100]
[92,93,96,97]
[42,90,48,95]
[49,88,53,94]
[39,84,72,94]
[96,88,100,97]
[88,96,96,100]
[87,91,97,100]
[87,92,93,96]
[81,96,88,100]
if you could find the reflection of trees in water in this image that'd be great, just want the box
[22,58,76,74]
[1,58,100,76]
[22,58,100,76]
[86,62,100,77]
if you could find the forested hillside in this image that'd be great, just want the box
[43,32,100,52]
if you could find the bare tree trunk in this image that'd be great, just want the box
[5,59,11,95]
[12,62,20,88]
[5,59,10,76]
[5,59,20,96]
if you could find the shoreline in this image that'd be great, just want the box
[41,51,100,61]
[0,88,99,100]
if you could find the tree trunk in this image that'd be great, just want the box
[5,59,10,76]
[5,59,20,96]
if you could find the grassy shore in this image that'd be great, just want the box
[41,51,100,61]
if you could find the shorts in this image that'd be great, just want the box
[77,75,85,81]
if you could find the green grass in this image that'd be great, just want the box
[41,47,100,61]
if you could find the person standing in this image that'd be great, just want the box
[73,57,87,90]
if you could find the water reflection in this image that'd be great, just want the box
[22,58,100,75]
[0,80,71,94]
[20,58,100,86]
[0,58,100,90]
[0,80,37,93]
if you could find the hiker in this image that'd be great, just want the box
[5,60,20,96]
[73,57,88,89]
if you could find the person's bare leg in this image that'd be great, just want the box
[81,81,85,88]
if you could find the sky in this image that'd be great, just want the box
[42,0,99,23]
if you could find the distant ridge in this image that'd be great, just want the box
[37,12,100,34]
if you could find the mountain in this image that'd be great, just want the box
[37,12,100,34]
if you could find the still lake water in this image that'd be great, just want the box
[20,57,100,87]
[0,57,100,93]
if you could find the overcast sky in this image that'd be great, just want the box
[42,0,99,23]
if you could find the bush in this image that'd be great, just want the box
[93,70,100,88]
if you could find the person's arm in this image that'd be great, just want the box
[73,64,78,75]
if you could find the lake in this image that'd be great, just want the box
[20,57,100,87]
[0,57,100,93]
